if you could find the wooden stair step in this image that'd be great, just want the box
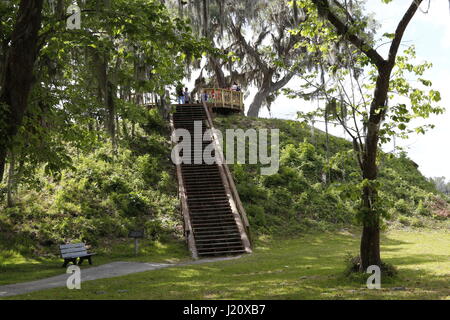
[191,217,235,222]
[191,215,234,220]
[195,236,242,241]
[196,242,244,247]
[192,221,237,227]
[193,225,238,230]
[197,244,244,250]
[187,198,229,203]
[188,194,228,199]
[184,184,225,188]
[184,180,223,183]
[191,215,235,220]
[185,188,226,193]
[197,249,245,256]
[192,222,236,227]
[186,191,227,195]
[193,229,240,235]
[190,210,233,215]
[195,235,241,241]
[188,206,231,211]
[184,194,228,201]
[188,200,229,205]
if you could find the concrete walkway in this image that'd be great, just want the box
[0,256,242,297]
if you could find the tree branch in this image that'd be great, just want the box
[311,0,386,69]
[229,21,269,73]
[387,0,423,65]
[271,71,295,92]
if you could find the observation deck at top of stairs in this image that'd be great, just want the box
[200,88,244,114]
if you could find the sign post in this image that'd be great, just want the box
[128,230,144,256]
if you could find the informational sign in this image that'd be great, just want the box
[128,230,145,239]
[128,230,145,256]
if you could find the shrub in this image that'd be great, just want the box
[246,204,267,228]
[411,218,425,228]
[393,199,413,216]
[415,200,431,216]
[399,216,411,226]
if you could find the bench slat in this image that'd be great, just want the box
[62,253,91,259]
[60,243,85,249]
[61,250,88,257]
[60,247,88,254]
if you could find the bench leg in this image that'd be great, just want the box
[88,257,92,265]
[62,259,69,268]
[78,257,84,266]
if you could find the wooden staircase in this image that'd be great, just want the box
[170,104,251,258]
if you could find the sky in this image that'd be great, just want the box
[251,0,450,180]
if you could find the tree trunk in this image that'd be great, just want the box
[122,120,129,139]
[7,150,15,207]
[115,112,120,138]
[0,0,44,183]
[95,52,108,128]
[359,68,391,270]
[209,57,227,88]
[107,81,116,151]
[0,149,6,183]
[247,88,270,117]
[56,0,65,19]
[360,205,381,270]
[202,0,209,38]
[247,71,294,118]
[310,120,316,145]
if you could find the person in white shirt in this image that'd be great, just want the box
[184,88,190,103]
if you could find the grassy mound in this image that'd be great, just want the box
[0,112,448,262]
[214,115,450,235]
[0,110,182,258]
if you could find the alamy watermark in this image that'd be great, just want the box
[46,0,82,30]
[366,265,381,289]
[171,121,279,175]
[66,265,81,290]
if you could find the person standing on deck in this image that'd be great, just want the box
[184,87,190,104]
[201,90,208,102]
[176,83,184,104]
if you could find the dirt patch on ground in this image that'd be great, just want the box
[429,196,450,218]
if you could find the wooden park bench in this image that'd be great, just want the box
[59,243,96,268]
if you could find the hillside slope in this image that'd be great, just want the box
[215,115,449,235]
[0,110,181,257]
[0,112,448,258]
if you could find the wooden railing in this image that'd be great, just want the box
[201,88,244,112]
[168,114,198,259]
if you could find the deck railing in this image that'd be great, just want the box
[201,88,244,112]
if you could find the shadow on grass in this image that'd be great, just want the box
[0,258,61,286]
[2,229,449,300]
[0,237,190,286]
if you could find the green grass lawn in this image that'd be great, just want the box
[3,228,449,300]
[0,237,190,286]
